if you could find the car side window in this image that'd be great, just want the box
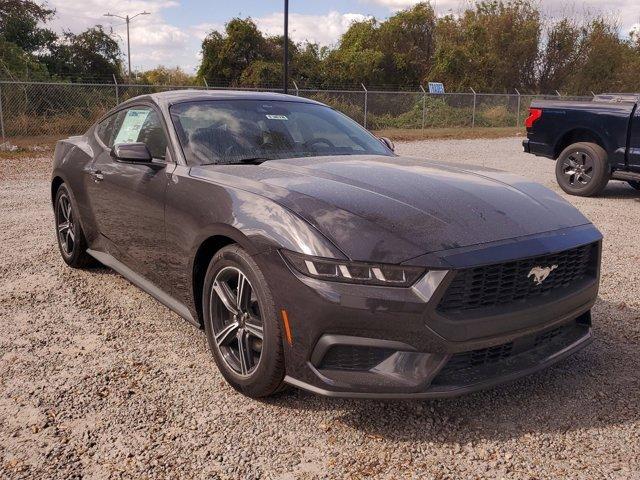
[96,114,117,147]
[111,106,169,160]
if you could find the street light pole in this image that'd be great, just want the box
[104,11,150,80]
[126,16,131,79]
[283,0,289,94]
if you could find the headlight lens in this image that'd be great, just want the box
[281,250,426,287]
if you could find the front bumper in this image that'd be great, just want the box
[255,225,601,399]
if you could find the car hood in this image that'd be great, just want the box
[191,155,591,264]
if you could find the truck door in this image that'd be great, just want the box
[628,105,640,172]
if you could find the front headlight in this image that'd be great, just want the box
[281,250,426,287]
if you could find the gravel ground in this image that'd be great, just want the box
[1,137,639,479]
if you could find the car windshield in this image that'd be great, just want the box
[169,99,391,165]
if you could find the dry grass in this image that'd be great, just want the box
[373,126,524,142]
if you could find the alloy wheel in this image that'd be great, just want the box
[562,151,594,187]
[56,193,76,256]
[210,266,264,376]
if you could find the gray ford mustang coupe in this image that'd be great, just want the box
[51,90,602,398]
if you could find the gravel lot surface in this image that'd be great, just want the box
[1,137,639,479]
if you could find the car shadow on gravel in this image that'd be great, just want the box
[598,182,640,200]
[270,299,640,443]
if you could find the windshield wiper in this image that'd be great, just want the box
[229,156,272,165]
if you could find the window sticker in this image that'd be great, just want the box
[265,114,288,120]
[114,109,150,144]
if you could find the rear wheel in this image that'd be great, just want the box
[203,245,285,398]
[555,142,609,197]
[54,184,94,268]
[628,180,640,191]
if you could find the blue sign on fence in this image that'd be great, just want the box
[428,82,445,94]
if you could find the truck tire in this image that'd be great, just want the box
[555,142,609,197]
[628,180,640,191]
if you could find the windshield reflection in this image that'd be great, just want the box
[169,99,392,166]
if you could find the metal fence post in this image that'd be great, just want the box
[470,87,477,128]
[292,80,299,97]
[361,83,368,129]
[0,83,5,144]
[113,74,119,105]
[514,88,521,127]
[419,85,427,130]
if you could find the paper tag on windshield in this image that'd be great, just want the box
[266,114,288,120]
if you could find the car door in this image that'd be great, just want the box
[86,103,175,288]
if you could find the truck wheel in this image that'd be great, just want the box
[628,181,640,191]
[555,142,609,197]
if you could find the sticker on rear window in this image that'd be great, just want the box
[266,114,288,120]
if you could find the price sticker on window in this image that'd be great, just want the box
[114,109,150,144]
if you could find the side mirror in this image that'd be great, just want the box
[379,137,395,152]
[111,142,152,162]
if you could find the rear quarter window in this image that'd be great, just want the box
[96,114,117,147]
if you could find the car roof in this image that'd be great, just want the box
[119,89,324,108]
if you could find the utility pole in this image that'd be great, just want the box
[283,0,289,94]
[104,11,150,80]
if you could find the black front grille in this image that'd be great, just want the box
[319,345,395,371]
[431,320,588,386]
[438,243,597,313]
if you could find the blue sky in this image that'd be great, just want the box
[47,0,640,74]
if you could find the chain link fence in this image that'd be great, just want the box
[0,80,592,145]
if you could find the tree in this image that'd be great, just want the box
[321,4,437,87]
[198,18,272,84]
[537,19,582,93]
[377,2,436,86]
[239,60,281,87]
[430,0,541,92]
[0,0,56,78]
[44,26,123,80]
[561,19,632,95]
[138,66,196,85]
[0,0,56,54]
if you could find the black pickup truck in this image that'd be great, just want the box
[523,93,640,196]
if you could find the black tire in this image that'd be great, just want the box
[555,142,610,197]
[54,184,94,268]
[628,180,640,191]
[203,244,285,398]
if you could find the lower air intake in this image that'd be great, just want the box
[319,345,395,371]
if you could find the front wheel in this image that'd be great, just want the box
[203,245,285,398]
[555,142,609,197]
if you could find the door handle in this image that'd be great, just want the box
[90,170,104,182]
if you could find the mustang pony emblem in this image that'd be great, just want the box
[528,265,558,285]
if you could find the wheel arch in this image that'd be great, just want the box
[553,128,608,160]
[191,227,260,327]
[51,175,65,204]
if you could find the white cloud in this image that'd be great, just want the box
[364,0,640,31]
[47,0,197,73]
[360,0,459,13]
[255,11,371,46]
[192,12,369,48]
